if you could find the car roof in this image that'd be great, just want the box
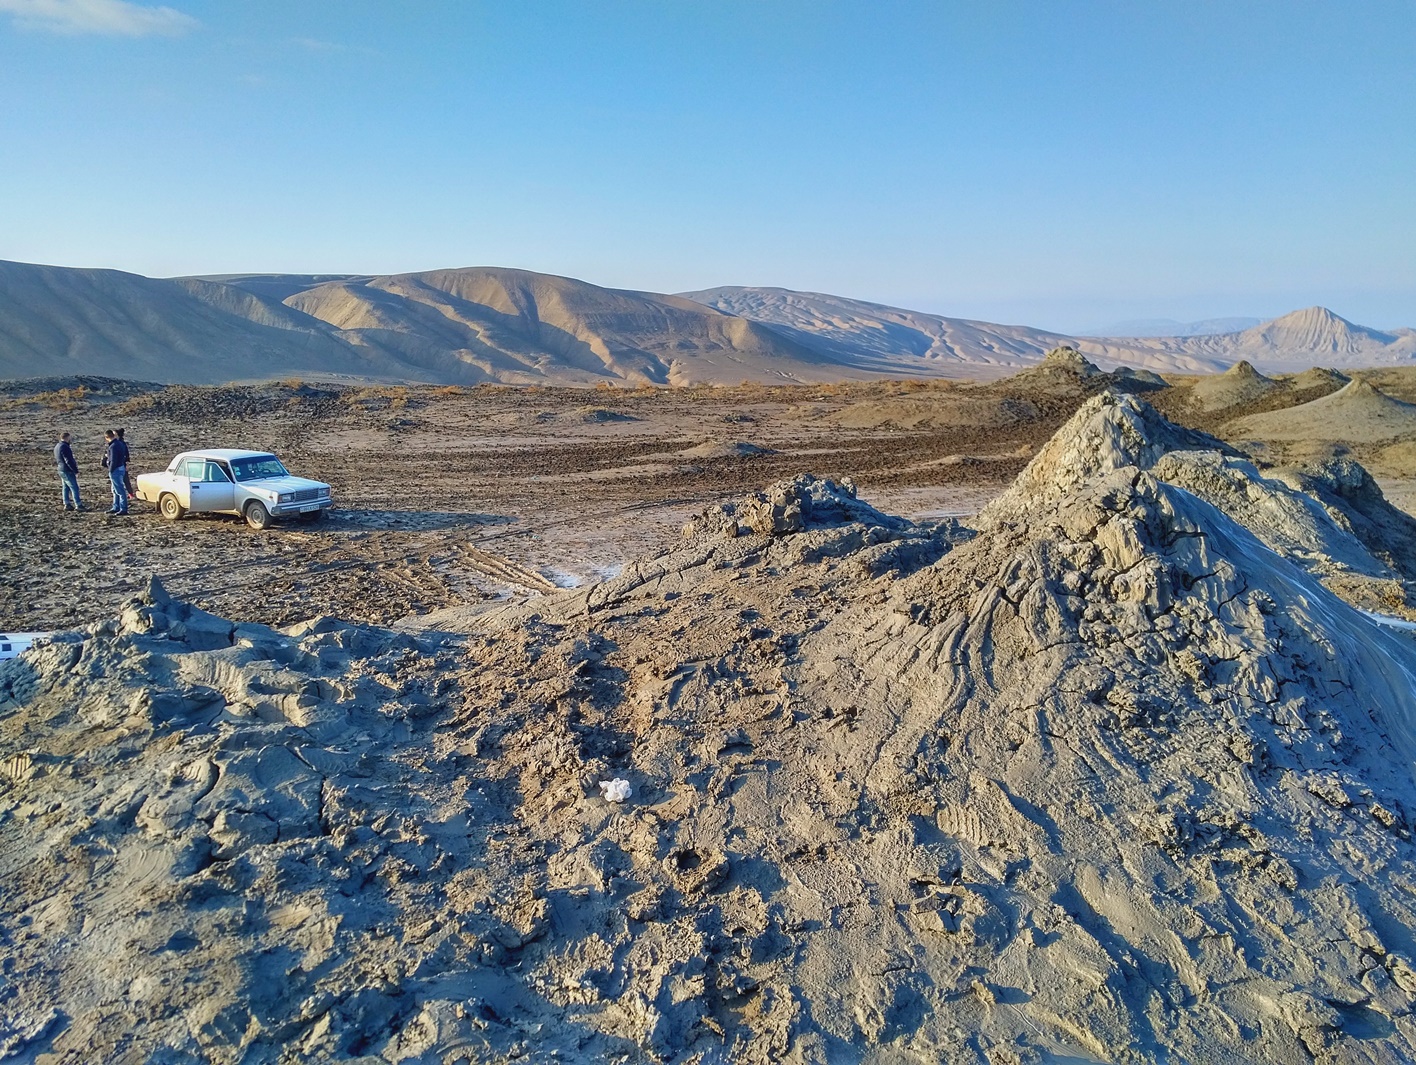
[178,449,277,461]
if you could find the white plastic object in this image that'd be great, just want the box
[598,778,632,803]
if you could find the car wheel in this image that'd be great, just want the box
[159,494,186,521]
[244,500,273,530]
[297,509,325,524]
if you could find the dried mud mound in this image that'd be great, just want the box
[1229,379,1416,443]
[6,396,1416,1062]
[1186,359,1280,412]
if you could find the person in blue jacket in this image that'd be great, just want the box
[54,431,83,511]
[103,428,129,516]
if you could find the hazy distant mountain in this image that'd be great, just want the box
[1131,307,1416,368]
[683,288,1416,376]
[1233,306,1410,358]
[1082,316,1262,338]
[681,286,1233,376]
[0,262,862,386]
[2,260,1412,385]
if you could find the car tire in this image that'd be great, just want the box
[244,500,273,530]
[159,494,185,521]
[297,509,325,524]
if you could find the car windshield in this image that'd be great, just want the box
[229,456,289,482]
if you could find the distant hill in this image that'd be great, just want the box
[1081,316,1262,337]
[680,286,1234,376]
[1233,306,1411,359]
[682,288,1416,376]
[0,262,861,386]
[1,259,1411,385]
[0,260,385,384]
[1137,307,1416,369]
[270,268,849,386]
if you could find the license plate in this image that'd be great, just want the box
[300,504,319,513]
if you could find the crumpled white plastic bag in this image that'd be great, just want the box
[598,778,632,803]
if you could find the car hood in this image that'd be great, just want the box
[238,476,329,493]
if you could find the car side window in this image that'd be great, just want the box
[184,460,204,479]
[205,462,232,483]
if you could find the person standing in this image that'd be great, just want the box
[116,427,135,501]
[104,429,129,516]
[55,431,83,511]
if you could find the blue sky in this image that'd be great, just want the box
[0,0,1412,332]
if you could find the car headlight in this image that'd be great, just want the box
[278,493,294,503]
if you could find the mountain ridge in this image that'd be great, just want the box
[1080,315,1262,337]
[684,286,1416,375]
[0,259,1411,385]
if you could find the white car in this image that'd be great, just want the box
[135,449,333,530]
[0,633,48,660]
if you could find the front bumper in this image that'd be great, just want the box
[268,499,333,517]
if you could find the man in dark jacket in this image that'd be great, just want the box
[55,432,82,511]
[116,427,135,501]
[104,429,129,516]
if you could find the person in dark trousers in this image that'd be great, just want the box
[116,427,135,500]
[55,431,83,511]
[103,429,129,515]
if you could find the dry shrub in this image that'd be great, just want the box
[27,386,90,412]
[343,385,411,411]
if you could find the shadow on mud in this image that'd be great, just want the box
[328,509,516,532]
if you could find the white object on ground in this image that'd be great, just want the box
[598,778,632,803]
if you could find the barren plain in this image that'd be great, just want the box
[0,371,1111,634]
[9,354,1416,1062]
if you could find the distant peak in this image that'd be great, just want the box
[1243,306,1396,353]
[1273,306,1350,326]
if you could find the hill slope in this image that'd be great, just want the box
[2,258,1412,385]
[682,288,1416,375]
[1125,306,1416,370]
[680,286,1236,376]
[0,260,384,384]
[279,268,852,386]
[0,262,861,386]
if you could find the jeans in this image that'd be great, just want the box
[59,468,81,509]
[109,465,128,513]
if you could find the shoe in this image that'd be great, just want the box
[64,505,74,511]
[75,506,86,512]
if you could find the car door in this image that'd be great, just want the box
[196,460,236,513]
[176,459,202,509]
